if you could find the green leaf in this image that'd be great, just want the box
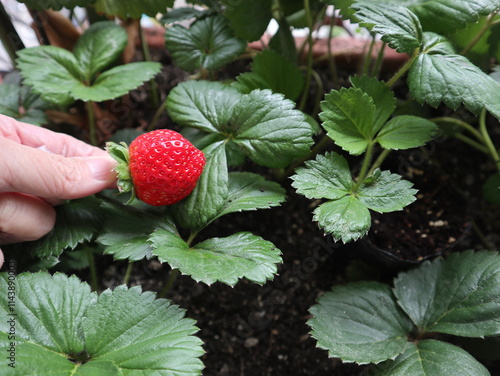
[172,141,228,230]
[216,172,286,218]
[308,281,414,364]
[409,32,500,119]
[0,272,204,375]
[167,81,314,167]
[394,250,500,337]
[97,202,176,261]
[150,230,282,286]
[358,169,417,213]
[165,14,246,71]
[73,21,128,81]
[72,62,161,102]
[0,273,95,355]
[230,89,313,167]
[314,195,371,243]
[94,0,174,18]
[16,0,93,10]
[221,0,273,41]
[352,3,422,53]
[16,46,82,105]
[167,80,241,133]
[376,115,437,150]
[482,173,500,204]
[350,75,397,132]
[290,152,353,200]
[268,18,298,63]
[0,84,20,118]
[28,197,102,258]
[320,88,377,155]
[407,0,500,35]
[233,49,305,101]
[373,340,490,376]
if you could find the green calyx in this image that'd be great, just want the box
[106,141,135,195]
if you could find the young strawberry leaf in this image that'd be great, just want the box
[149,230,282,286]
[372,340,490,376]
[221,0,273,41]
[16,46,82,105]
[167,81,314,167]
[350,75,397,132]
[482,173,500,204]
[376,115,437,150]
[93,0,174,18]
[73,21,128,82]
[233,49,305,101]
[319,88,377,155]
[71,62,162,102]
[290,152,353,200]
[314,196,371,243]
[216,172,286,218]
[351,2,422,53]
[393,250,500,337]
[409,32,500,119]
[308,281,414,364]
[26,197,102,259]
[165,14,246,71]
[0,272,204,375]
[172,141,228,231]
[405,0,499,35]
[357,169,417,213]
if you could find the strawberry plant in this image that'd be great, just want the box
[309,251,500,375]
[0,0,499,375]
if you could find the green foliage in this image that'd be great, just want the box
[0,272,204,375]
[309,251,500,374]
[165,14,246,72]
[16,0,94,10]
[150,230,282,286]
[16,22,161,105]
[221,0,273,41]
[233,49,305,101]
[0,72,49,125]
[166,80,314,168]
[291,153,417,242]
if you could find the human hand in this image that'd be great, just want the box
[0,114,117,269]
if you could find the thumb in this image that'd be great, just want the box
[0,138,117,200]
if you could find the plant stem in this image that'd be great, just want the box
[460,13,496,56]
[122,262,134,285]
[310,69,324,118]
[139,23,160,109]
[327,21,340,89]
[299,0,314,112]
[157,268,180,298]
[86,100,97,146]
[430,116,485,142]
[479,109,500,171]
[362,36,375,76]
[385,53,418,88]
[147,95,169,132]
[352,141,375,193]
[453,133,489,154]
[86,248,99,291]
[371,42,386,78]
[366,148,391,177]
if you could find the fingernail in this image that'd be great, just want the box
[83,157,117,182]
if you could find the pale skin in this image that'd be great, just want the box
[0,114,117,269]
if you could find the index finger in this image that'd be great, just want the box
[0,114,107,158]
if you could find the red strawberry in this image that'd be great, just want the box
[107,129,206,206]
